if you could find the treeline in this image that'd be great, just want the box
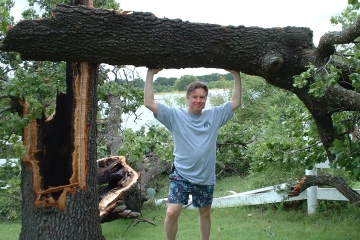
[114,72,234,93]
[153,72,234,93]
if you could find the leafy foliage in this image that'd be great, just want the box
[174,75,199,91]
[117,125,174,168]
[0,0,14,33]
[98,66,144,115]
[0,159,21,222]
[153,77,177,93]
[291,3,360,178]
[212,75,327,177]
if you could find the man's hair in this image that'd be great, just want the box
[186,81,209,97]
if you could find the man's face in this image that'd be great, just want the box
[186,88,207,115]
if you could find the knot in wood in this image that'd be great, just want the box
[261,52,284,73]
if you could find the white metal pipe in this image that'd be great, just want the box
[306,168,318,214]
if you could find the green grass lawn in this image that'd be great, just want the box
[0,223,21,239]
[101,202,360,240]
[2,175,360,240]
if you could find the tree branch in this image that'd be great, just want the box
[0,106,12,115]
[315,15,360,62]
[0,193,22,201]
[288,175,360,206]
[0,4,313,77]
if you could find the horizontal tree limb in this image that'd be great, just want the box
[0,4,313,77]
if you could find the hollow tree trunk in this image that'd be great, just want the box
[19,62,103,240]
[18,1,104,239]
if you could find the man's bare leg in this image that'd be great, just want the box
[198,205,212,240]
[164,203,183,240]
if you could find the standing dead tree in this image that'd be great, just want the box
[1,3,360,239]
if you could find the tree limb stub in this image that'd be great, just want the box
[0,4,313,76]
[288,175,360,206]
[314,14,360,64]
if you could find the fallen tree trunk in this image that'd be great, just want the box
[1,4,312,76]
[97,156,141,222]
[288,175,360,206]
[97,154,169,223]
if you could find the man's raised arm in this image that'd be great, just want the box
[144,68,162,115]
[226,70,242,111]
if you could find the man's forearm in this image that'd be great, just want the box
[230,72,242,110]
[144,69,160,114]
[144,71,155,106]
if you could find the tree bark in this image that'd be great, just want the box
[96,153,169,222]
[1,4,312,75]
[104,95,123,155]
[137,152,170,200]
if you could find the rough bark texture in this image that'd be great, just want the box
[2,4,360,161]
[289,175,360,206]
[104,95,123,155]
[1,4,311,75]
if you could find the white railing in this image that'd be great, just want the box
[155,160,360,214]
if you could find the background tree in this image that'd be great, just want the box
[97,65,144,156]
[197,72,233,82]
[153,76,177,92]
[174,75,199,91]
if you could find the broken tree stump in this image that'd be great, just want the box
[97,156,141,222]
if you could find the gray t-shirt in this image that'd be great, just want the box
[155,101,233,185]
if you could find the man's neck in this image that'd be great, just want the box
[188,108,202,115]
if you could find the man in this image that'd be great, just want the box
[144,68,242,240]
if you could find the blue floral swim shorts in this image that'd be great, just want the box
[167,169,214,208]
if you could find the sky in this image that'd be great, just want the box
[11,0,349,79]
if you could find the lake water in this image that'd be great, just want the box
[122,89,230,131]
